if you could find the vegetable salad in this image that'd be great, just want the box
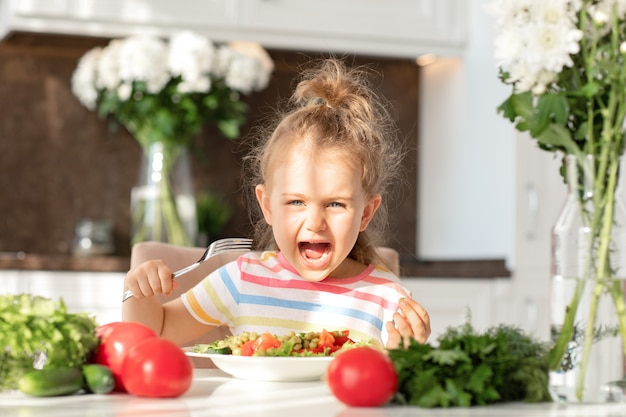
[192,329,358,357]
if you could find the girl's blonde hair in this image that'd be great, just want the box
[245,58,403,266]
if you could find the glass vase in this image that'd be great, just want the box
[130,141,197,247]
[549,154,626,403]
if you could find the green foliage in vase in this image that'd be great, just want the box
[196,191,233,238]
[488,0,626,400]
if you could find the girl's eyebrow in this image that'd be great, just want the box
[282,192,355,202]
[281,192,305,199]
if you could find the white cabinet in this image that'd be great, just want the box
[9,0,67,17]
[240,0,467,57]
[1,0,238,39]
[401,277,512,342]
[0,270,125,326]
[70,0,238,28]
[0,0,467,58]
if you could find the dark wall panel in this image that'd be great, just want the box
[0,33,418,258]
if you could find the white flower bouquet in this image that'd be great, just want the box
[488,0,626,402]
[71,31,274,246]
[71,31,274,146]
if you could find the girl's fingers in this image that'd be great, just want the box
[126,260,174,298]
[392,311,415,348]
[395,298,431,344]
[406,300,430,333]
[385,320,402,349]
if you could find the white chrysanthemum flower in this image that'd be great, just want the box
[212,46,236,79]
[508,60,542,93]
[223,53,260,93]
[117,35,169,94]
[489,0,582,94]
[493,26,526,74]
[591,7,610,24]
[526,21,582,73]
[117,83,133,101]
[513,25,581,93]
[531,70,559,95]
[534,0,579,25]
[71,47,102,110]
[228,41,274,91]
[582,1,623,38]
[177,75,212,94]
[167,31,215,94]
[96,39,123,91]
[595,0,626,21]
[486,0,535,28]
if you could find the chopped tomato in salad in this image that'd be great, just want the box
[192,329,357,357]
[254,332,282,352]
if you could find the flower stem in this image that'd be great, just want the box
[548,279,585,371]
[573,157,624,401]
[130,140,194,247]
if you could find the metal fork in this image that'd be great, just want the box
[122,237,253,302]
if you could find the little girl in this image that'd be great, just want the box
[122,58,430,350]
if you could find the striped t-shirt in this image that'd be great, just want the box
[181,251,411,346]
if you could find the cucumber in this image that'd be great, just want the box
[82,364,115,394]
[195,341,232,355]
[204,346,232,354]
[18,368,84,397]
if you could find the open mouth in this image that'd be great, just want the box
[298,242,331,264]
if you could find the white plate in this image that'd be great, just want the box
[184,348,334,382]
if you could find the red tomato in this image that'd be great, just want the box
[254,332,281,352]
[239,340,256,356]
[95,322,120,339]
[326,347,398,407]
[334,330,353,347]
[93,321,157,392]
[121,338,193,398]
[318,330,336,348]
[334,335,352,347]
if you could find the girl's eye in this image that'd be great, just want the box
[288,200,304,206]
[328,202,345,208]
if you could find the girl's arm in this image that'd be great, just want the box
[121,260,212,346]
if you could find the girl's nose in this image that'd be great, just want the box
[305,207,326,232]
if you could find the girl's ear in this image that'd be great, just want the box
[255,184,273,225]
[359,194,382,231]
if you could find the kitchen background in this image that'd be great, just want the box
[0,0,564,341]
[0,33,419,259]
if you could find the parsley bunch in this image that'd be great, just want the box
[0,294,99,391]
[389,322,552,407]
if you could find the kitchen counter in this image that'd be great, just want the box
[2,369,626,417]
[0,252,130,272]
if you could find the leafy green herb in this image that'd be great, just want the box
[0,294,99,391]
[389,321,552,408]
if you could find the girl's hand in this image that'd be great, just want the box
[124,260,178,300]
[385,298,431,349]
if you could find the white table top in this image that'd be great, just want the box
[2,369,626,417]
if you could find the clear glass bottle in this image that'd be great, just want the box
[549,154,626,402]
